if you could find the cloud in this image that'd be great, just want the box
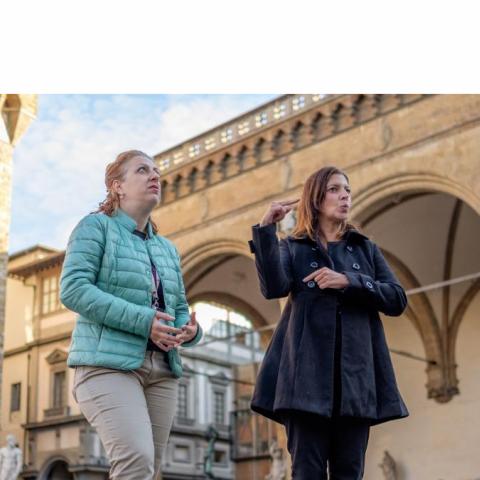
[9,94,276,253]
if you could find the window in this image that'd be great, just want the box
[209,319,228,338]
[52,371,66,408]
[214,449,228,465]
[173,445,191,463]
[214,391,225,425]
[177,383,188,419]
[42,275,61,314]
[10,383,21,412]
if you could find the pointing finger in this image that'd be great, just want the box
[303,272,316,282]
[279,198,300,206]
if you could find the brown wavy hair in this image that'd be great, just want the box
[94,150,159,234]
[291,166,357,243]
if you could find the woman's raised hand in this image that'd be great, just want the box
[260,199,299,226]
[150,311,183,352]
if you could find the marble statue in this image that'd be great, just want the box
[265,439,287,480]
[0,435,22,480]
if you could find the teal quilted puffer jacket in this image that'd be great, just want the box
[60,208,202,377]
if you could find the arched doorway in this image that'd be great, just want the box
[40,458,74,480]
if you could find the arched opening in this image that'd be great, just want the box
[191,298,264,360]
[353,189,480,403]
[358,188,480,480]
[40,458,74,480]
[182,245,279,467]
[184,247,279,332]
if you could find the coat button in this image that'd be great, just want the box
[311,247,317,251]
[346,245,353,252]
[366,281,373,289]
[310,262,318,268]
[352,263,360,270]
[307,281,316,288]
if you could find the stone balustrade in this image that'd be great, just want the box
[156,94,426,205]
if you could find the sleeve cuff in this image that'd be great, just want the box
[343,271,363,290]
[343,271,376,295]
[182,324,203,347]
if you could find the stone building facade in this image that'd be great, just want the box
[151,94,480,479]
[1,94,480,479]
[2,246,265,478]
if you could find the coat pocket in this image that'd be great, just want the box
[97,325,145,357]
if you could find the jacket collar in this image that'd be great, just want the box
[112,208,155,239]
[289,228,369,244]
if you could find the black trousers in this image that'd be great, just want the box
[283,411,370,480]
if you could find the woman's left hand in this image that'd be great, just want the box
[303,267,350,290]
[176,311,198,344]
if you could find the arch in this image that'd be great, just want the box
[172,173,183,199]
[351,172,480,223]
[253,137,268,164]
[271,129,285,151]
[310,110,334,140]
[181,238,251,286]
[291,121,307,149]
[351,179,480,401]
[38,456,74,480]
[186,167,198,193]
[203,159,215,186]
[236,145,250,171]
[159,179,169,204]
[190,291,269,331]
[449,277,480,374]
[333,98,357,130]
[353,94,378,123]
[219,153,232,179]
[382,248,442,366]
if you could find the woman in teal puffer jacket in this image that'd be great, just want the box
[60,150,202,480]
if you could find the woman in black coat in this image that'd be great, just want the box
[249,166,408,480]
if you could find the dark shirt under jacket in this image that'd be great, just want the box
[132,230,168,356]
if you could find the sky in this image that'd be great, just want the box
[9,94,277,255]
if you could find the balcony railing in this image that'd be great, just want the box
[155,94,428,206]
[154,94,332,175]
[44,405,70,418]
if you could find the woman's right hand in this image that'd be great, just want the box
[260,199,299,226]
[150,311,183,352]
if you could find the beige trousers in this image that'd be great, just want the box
[73,351,178,480]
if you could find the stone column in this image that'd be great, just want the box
[0,94,37,423]
[0,141,13,419]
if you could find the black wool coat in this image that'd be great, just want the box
[249,223,409,426]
